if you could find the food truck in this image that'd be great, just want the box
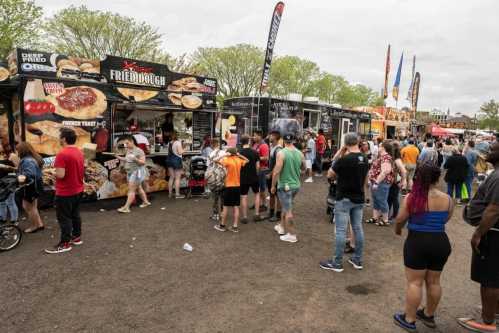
[223,96,371,149]
[0,49,218,201]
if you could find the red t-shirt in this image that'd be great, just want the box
[54,146,85,196]
[253,143,269,169]
[316,135,326,155]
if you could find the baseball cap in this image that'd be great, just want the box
[283,133,295,142]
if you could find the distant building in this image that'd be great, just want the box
[447,113,478,130]
[430,108,449,124]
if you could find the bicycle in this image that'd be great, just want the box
[0,173,27,252]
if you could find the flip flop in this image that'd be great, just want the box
[24,226,45,234]
[457,317,498,333]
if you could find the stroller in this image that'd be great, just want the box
[0,174,23,251]
[187,156,208,198]
[326,179,337,224]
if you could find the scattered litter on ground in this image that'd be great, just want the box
[183,243,193,252]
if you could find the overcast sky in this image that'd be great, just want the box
[41,0,498,116]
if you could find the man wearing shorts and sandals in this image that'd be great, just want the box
[214,148,248,233]
[271,133,305,243]
[458,142,499,333]
[239,135,263,224]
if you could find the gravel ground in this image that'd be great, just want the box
[0,179,482,333]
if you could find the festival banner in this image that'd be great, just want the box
[392,52,404,101]
[259,2,285,94]
[411,72,421,110]
[406,55,416,101]
[383,44,391,99]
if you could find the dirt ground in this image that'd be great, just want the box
[0,179,483,333]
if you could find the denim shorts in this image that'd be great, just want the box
[166,155,183,170]
[372,182,391,213]
[277,188,299,213]
[258,169,269,191]
[127,167,147,184]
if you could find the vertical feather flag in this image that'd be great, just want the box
[259,2,285,94]
[383,44,391,99]
[392,52,404,101]
[406,55,416,101]
[411,72,421,111]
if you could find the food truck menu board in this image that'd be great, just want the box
[192,111,212,150]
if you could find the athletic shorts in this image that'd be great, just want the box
[223,187,241,207]
[305,160,313,169]
[240,182,259,196]
[471,230,499,288]
[127,168,147,184]
[277,188,299,213]
[404,231,451,271]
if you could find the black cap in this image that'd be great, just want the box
[283,133,295,142]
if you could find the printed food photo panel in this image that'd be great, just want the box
[23,78,110,156]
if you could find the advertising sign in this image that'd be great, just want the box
[101,55,168,88]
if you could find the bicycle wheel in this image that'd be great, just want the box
[0,225,22,251]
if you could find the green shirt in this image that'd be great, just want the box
[278,147,302,190]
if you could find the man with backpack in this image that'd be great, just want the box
[458,142,499,332]
[207,138,226,221]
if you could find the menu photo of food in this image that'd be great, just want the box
[116,87,159,102]
[24,79,107,120]
[0,63,9,82]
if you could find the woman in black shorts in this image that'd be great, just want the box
[393,163,454,331]
[16,142,45,233]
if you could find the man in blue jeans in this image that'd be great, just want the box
[320,133,369,272]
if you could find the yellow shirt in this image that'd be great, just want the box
[401,145,420,165]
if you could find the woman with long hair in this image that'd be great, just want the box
[16,142,44,233]
[394,163,454,332]
[117,135,150,213]
[166,131,185,199]
[387,141,407,222]
[366,140,395,226]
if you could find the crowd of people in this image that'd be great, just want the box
[1,126,498,332]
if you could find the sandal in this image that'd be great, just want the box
[375,220,390,226]
[365,218,377,224]
[117,207,131,213]
[457,317,498,333]
[24,226,45,233]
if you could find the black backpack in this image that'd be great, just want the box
[0,175,18,202]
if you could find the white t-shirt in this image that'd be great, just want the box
[169,140,182,157]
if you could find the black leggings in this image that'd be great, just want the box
[387,183,400,219]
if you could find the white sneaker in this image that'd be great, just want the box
[314,173,322,177]
[304,177,313,183]
[280,233,298,243]
[274,224,285,235]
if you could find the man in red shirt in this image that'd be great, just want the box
[252,129,269,211]
[315,129,327,176]
[45,128,85,254]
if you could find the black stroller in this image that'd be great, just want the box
[0,174,23,251]
[187,156,208,198]
[326,179,337,224]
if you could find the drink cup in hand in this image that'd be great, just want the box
[18,175,26,183]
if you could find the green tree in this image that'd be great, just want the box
[268,56,321,97]
[312,73,349,104]
[0,0,43,60]
[478,99,499,130]
[44,6,163,60]
[191,44,264,98]
[337,84,384,108]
